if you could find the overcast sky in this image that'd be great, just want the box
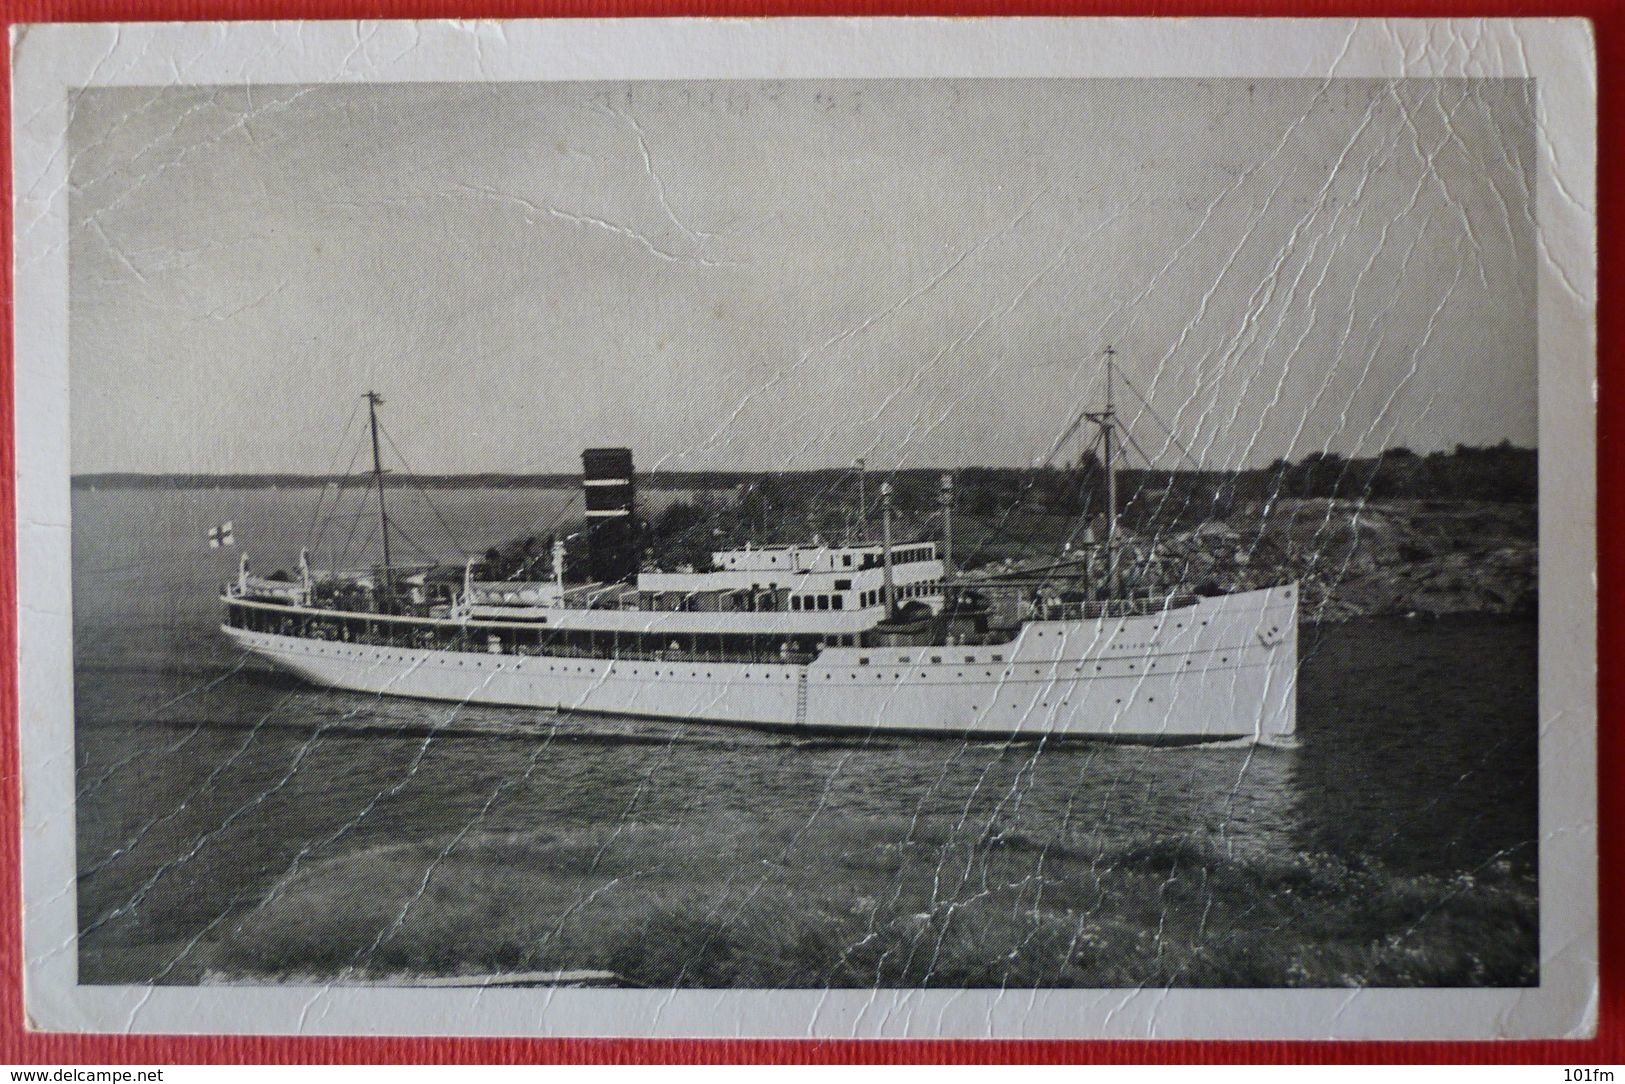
[68,78,1535,476]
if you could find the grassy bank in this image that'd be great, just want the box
[212,818,1536,988]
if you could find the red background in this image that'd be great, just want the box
[0,2,1611,1064]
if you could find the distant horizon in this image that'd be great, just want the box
[68,438,1539,487]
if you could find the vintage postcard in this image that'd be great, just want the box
[11,18,1596,1038]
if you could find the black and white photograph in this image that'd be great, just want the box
[13,19,1596,1038]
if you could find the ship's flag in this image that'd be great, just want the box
[208,521,236,549]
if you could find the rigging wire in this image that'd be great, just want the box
[341,517,380,578]
[301,399,364,552]
[307,444,370,566]
[476,488,584,583]
[320,505,436,562]
[489,493,584,583]
[1115,367,1204,471]
[382,516,445,568]
[1111,423,1212,577]
[377,419,471,559]
[949,394,1120,577]
[331,471,377,576]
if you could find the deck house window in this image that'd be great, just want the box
[817,595,830,611]
[832,596,843,610]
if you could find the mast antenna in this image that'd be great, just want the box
[855,457,867,541]
[365,391,394,597]
[880,481,896,616]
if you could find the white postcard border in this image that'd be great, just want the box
[11,17,1598,1039]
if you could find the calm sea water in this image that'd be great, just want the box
[71,486,1539,984]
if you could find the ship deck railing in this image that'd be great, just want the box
[1027,594,1203,621]
[273,625,821,667]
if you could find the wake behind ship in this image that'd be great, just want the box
[219,375,1298,743]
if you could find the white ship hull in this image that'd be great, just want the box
[222,584,1297,742]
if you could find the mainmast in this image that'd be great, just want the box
[1103,347,1119,597]
[1079,346,1120,599]
[365,391,393,596]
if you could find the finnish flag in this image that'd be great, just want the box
[208,521,236,549]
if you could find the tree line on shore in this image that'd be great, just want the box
[933,440,1536,520]
[75,440,1534,506]
[638,442,1535,571]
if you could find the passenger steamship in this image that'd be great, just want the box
[220,376,1297,742]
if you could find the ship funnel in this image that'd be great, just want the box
[582,447,637,584]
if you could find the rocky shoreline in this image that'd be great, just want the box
[1141,498,1537,624]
